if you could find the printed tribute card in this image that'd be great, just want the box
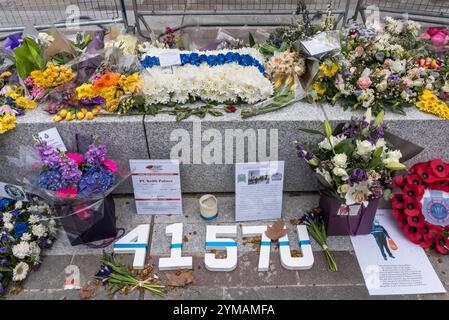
[235,161,285,221]
[129,160,182,215]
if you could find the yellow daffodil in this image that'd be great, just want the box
[416,90,449,120]
[0,114,16,134]
[75,83,95,100]
[313,82,327,95]
[15,97,37,109]
[319,62,339,78]
[31,64,75,88]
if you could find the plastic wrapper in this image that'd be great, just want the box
[6,134,130,246]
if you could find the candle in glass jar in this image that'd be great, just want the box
[199,194,218,221]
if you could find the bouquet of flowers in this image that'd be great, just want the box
[311,17,423,115]
[294,109,406,235]
[0,198,57,297]
[295,109,405,205]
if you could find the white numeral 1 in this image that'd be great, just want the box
[241,225,271,271]
[204,225,238,272]
[158,223,193,271]
[113,224,150,269]
[278,225,314,270]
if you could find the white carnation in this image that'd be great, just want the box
[28,215,40,224]
[2,212,12,224]
[29,242,41,259]
[12,241,30,259]
[21,232,31,241]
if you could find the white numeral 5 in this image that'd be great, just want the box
[204,225,238,272]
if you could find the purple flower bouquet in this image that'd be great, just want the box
[9,135,129,246]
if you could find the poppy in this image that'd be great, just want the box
[404,174,423,186]
[402,183,425,201]
[435,234,449,255]
[430,159,449,178]
[415,165,440,184]
[391,194,405,209]
[392,208,405,220]
[419,238,434,249]
[407,214,424,228]
[428,181,449,193]
[394,176,405,188]
[409,161,429,174]
[403,198,421,216]
[423,223,443,242]
[404,226,423,244]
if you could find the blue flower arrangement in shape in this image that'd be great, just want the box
[141,52,265,74]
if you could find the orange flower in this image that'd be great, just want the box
[93,72,120,92]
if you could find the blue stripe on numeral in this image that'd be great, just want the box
[260,241,271,246]
[205,241,237,247]
[299,240,311,245]
[171,243,183,249]
[114,243,147,249]
[278,241,289,246]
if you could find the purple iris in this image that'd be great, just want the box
[305,152,314,161]
[0,246,8,253]
[4,34,23,51]
[349,168,368,186]
[295,144,305,159]
[91,96,106,106]
[0,258,8,265]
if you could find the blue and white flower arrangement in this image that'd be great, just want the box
[0,198,57,297]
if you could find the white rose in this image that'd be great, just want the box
[318,135,346,151]
[356,140,375,157]
[391,60,405,74]
[376,81,388,92]
[332,153,348,168]
[333,167,349,178]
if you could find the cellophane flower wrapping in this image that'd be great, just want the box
[7,135,129,245]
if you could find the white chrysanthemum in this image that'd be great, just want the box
[2,212,12,224]
[28,214,40,224]
[29,242,41,259]
[12,262,29,282]
[32,224,47,238]
[21,232,32,241]
[12,241,30,259]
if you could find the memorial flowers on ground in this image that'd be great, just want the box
[0,198,57,296]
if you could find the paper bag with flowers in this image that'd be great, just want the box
[293,109,410,235]
[7,135,129,246]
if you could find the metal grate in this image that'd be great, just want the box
[132,0,352,37]
[0,0,128,33]
[354,0,449,24]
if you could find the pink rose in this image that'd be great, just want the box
[67,153,84,165]
[56,186,78,199]
[420,33,431,40]
[101,159,118,173]
[355,46,365,56]
[384,59,394,68]
[402,77,414,88]
[427,28,441,36]
[357,76,372,89]
[439,28,449,36]
[431,32,448,46]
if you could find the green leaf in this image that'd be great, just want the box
[334,138,355,155]
[298,128,325,136]
[373,147,383,158]
[0,266,12,272]
[249,32,256,48]
[14,37,45,79]
[368,156,383,169]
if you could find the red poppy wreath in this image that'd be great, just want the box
[391,159,449,255]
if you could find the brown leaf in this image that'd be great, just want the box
[290,218,300,225]
[166,270,195,287]
[265,219,288,241]
[291,250,303,257]
[79,281,97,300]
[183,235,189,242]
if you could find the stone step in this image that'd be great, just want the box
[1,102,448,194]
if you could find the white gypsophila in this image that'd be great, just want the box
[356,140,375,157]
[316,168,333,186]
[12,241,31,259]
[12,262,29,282]
[21,232,31,241]
[15,201,23,210]
[332,153,348,168]
[383,150,402,164]
[142,64,273,105]
[31,224,47,238]
[2,212,12,224]
[141,47,266,67]
[28,214,40,225]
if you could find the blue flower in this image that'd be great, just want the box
[199,54,207,64]
[225,52,234,63]
[0,247,8,254]
[0,258,8,265]
[13,222,28,239]
[189,53,199,65]
[217,53,225,65]
[207,55,217,66]
[180,54,189,65]
[4,34,23,51]
[0,198,13,211]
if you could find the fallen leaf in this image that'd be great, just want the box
[183,235,189,242]
[166,270,195,287]
[290,218,300,225]
[79,281,97,300]
[8,286,23,296]
[291,250,302,257]
[265,219,288,241]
